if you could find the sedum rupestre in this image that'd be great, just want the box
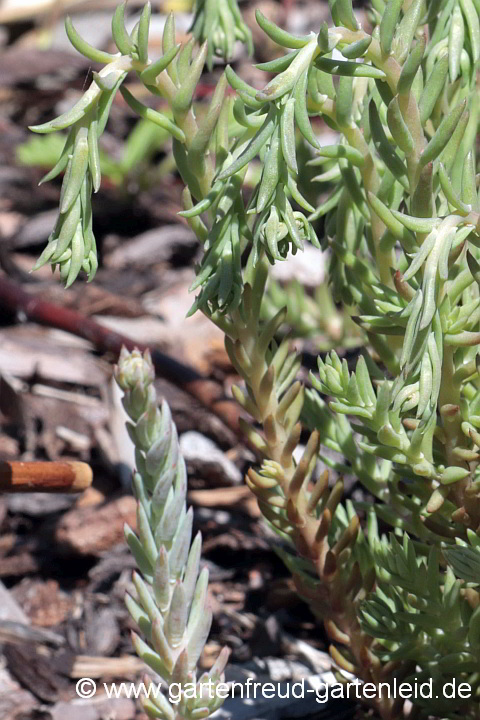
[115,347,229,720]
[32,0,480,717]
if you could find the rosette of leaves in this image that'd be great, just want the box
[115,348,229,720]
[190,0,253,70]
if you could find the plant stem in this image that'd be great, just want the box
[440,345,480,526]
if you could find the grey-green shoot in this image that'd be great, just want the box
[115,347,229,720]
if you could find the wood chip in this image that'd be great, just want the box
[203,529,269,554]
[4,643,69,703]
[0,326,106,386]
[0,581,29,624]
[142,276,229,374]
[0,665,36,720]
[12,579,74,628]
[0,47,90,81]
[84,607,120,656]
[39,282,147,318]
[188,486,260,518]
[0,620,64,647]
[70,654,145,679]
[104,225,196,269]
[0,553,39,578]
[50,696,136,720]
[55,496,137,555]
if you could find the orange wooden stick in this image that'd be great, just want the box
[0,461,92,493]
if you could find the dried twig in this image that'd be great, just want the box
[0,460,92,493]
[0,274,242,435]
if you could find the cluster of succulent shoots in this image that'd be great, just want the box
[34,0,480,717]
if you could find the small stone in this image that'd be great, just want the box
[179,432,242,486]
[270,245,326,287]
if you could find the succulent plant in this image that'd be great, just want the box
[33,0,480,716]
[115,348,229,720]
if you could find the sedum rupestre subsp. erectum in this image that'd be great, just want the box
[31,0,480,716]
[114,347,229,720]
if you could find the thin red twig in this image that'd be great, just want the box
[0,274,242,436]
